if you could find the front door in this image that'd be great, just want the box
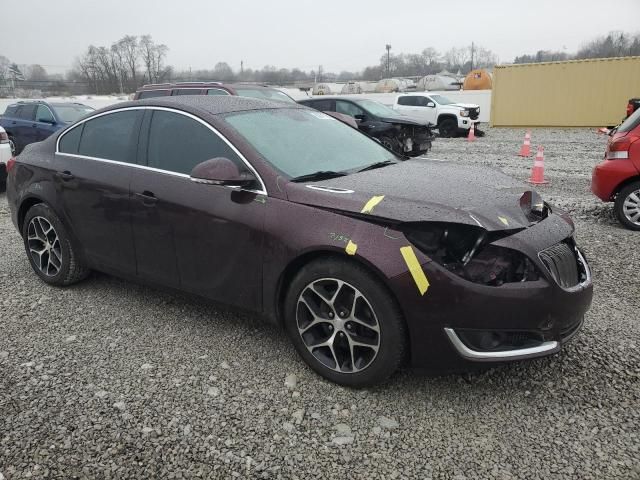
[130,109,266,309]
[55,109,143,274]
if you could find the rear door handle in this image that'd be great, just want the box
[135,191,158,206]
[56,171,74,181]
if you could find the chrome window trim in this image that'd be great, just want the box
[444,328,559,361]
[55,105,267,195]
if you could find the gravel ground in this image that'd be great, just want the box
[1,128,639,479]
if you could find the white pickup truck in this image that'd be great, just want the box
[392,93,481,137]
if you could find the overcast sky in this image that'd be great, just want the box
[4,0,639,74]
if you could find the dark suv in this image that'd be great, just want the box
[134,82,296,103]
[0,101,94,155]
[299,96,434,157]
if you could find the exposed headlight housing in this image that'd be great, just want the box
[459,110,469,117]
[402,222,540,286]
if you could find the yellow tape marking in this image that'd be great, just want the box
[400,246,430,295]
[361,195,385,214]
[498,216,509,226]
[345,240,358,256]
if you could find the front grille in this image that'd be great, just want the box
[469,108,479,120]
[539,242,580,288]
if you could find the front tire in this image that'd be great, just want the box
[283,257,407,387]
[22,204,89,286]
[614,181,640,230]
[438,118,457,138]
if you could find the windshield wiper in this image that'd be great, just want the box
[356,160,397,173]
[290,170,348,182]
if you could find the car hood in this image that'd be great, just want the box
[377,115,427,127]
[452,103,479,109]
[285,159,542,231]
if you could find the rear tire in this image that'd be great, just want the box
[614,181,640,231]
[283,257,407,387]
[438,118,457,138]
[22,203,90,286]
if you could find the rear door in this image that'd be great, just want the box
[56,109,143,274]
[12,104,38,150]
[130,108,266,308]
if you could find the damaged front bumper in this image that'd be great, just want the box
[387,213,593,372]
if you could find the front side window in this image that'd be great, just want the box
[336,101,364,118]
[207,88,230,96]
[354,100,398,118]
[36,105,55,123]
[146,110,242,175]
[224,108,396,178]
[304,99,334,112]
[77,110,142,163]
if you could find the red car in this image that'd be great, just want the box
[592,108,640,230]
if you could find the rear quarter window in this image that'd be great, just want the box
[58,125,84,154]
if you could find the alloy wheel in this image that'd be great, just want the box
[622,188,640,226]
[296,278,380,373]
[27,216,62,277]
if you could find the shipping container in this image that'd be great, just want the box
[490,56,640,127]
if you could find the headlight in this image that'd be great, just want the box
[459,110,469,117]
[402,222,540,286]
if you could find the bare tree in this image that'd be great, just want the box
[140,35,169,84]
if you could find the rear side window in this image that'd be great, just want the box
[397,96,416,106]
[16,105,37,121]
[207,88,230,96]
[146,110,242,175]
[305,99,334,111]
[77,110,143,163]
[58,125,83,154]
[173,89,204,96]
[137,90,170,99]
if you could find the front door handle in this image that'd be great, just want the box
[56,171,74,181]
[135,191,158,206]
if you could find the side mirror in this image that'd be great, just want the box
[190,157,255,187]
[354,114,366,122]
[426,102,436,108]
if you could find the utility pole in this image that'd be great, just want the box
[240,60,244,76]
[470,42,475,71]
[385,44,392,77]
[317,65,323,83]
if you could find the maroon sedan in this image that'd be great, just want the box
[6,96,593,386]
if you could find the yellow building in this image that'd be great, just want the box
[490,56,640,127]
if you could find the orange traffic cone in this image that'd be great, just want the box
[518,130,531,156]
[528,146,548,185]
[467,124,476,142]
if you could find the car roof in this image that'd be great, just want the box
[136,82,279,91]
[98,95,305,117]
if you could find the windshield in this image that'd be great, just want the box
[618,107,640,133]
[53,104,95,123]
[430,95,455,105]
[354,99,399,117]
[224,109,396,178]
[235,88,296,104]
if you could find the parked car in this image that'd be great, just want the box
[0,126,11,192]
[626,98,640,119]
[134,82,296,103]
[393,93,481,137]
[7,96,593,387]
[592,107,640,230]
[298,96,434,156]
[0,101,94,155]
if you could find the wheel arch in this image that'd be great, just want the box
[17,195,46,232]
[612,175,640,199]
[436,113,457,126]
